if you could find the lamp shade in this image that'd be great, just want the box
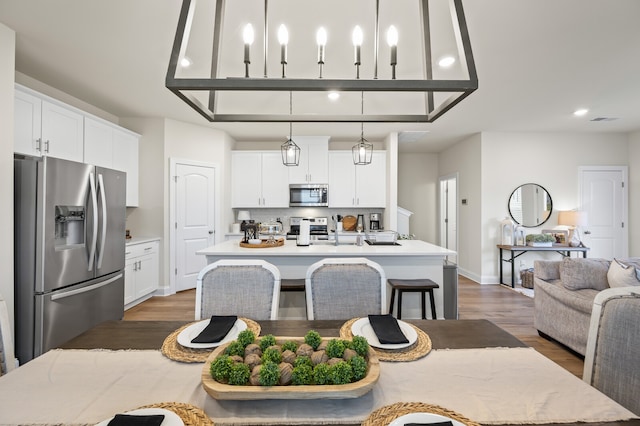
[237,210,251,221]
[557,210,588,227]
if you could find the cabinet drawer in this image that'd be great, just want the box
[125,241,159,259]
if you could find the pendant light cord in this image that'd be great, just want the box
[289,91,293,139]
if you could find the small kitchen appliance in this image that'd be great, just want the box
[286,217,329,240]
[370,213,381,230]
[289,184,328,207]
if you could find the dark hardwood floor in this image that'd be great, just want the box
[124,276,585,377]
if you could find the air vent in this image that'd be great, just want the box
[590,117,619,122]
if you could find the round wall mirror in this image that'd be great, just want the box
[508,183,553,227]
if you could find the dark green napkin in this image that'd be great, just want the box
[107,414,165,425]
[368,314,409,344]
[191,315,237,343]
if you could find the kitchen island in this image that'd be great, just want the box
[197,239,455,319]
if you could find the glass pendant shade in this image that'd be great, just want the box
[352,139,373,165]
[281,138,300,166]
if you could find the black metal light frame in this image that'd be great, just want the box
[166,0,478,123]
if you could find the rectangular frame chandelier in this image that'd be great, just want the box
[166,0,478,123]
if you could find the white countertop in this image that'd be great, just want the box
[197,238,455,257]
[126,236,161,246]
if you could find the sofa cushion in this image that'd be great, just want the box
[533,260,561,281]
[608,258,640,288]
[535,277,601,314]
[561,258,611,291]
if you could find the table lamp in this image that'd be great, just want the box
[237,210,251,231]
[557,210,588,247]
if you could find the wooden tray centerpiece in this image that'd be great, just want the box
[201,331,379,400]
[239,238,285,248]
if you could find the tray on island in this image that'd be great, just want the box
[201,337,380,400]
[239,238,285,248]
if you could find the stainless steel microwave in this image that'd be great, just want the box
[289,184,328,207]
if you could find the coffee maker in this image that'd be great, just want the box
[370,213,381,230]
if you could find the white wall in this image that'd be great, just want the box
[438,134,483,282]
[629,131,640,257]
[480,132,630,283]
[120,118,234,295]
[398,152,439,242]
[0,23,15,329]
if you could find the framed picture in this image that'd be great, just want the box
[542,229,568,246]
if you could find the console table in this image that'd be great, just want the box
[498,244,589,287]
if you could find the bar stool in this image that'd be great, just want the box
[388,278,439,319]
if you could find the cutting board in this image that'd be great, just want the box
[342,215,357,231]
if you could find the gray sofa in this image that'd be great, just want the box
[533,257,640,356]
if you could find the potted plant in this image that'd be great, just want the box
[525,233,555,247]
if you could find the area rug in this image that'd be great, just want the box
[509,284,534,298]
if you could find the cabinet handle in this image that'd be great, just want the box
[133,261,138,271]
[137,260,142,270]
[36,138,42,152]
[357,198,360,205]
[125,251,131,255]
[44,140,50,153]
[144,247,152,251]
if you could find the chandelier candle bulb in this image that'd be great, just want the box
[242,23,254,77]
[387,25,398,79]
[352,26,363,78]
[278,24,288,78]
[316,27,327,78]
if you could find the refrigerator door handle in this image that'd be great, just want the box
[97,173,107,269]
[50,273,123,301]
[87,172,99,271]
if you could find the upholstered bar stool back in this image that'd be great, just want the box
[195,259,281,320]
[305,257,386,320]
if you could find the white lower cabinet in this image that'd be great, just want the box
[124,240,159,309]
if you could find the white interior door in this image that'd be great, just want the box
[175,163,216,292]
[439,174,458,262]
[579,167,627,259]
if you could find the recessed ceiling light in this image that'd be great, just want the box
[328,91,340,101]
[573,108,589,116]
[438,56,456,68]
[180,57,192,68]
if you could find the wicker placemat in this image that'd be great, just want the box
[161,318,261,363]
[361,402,480,426]
[138,402,214,426]
[340,317,432,362]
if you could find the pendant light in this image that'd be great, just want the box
[352,92,373,165]
[281,92,300,166]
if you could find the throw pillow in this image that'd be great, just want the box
[608,258,640,287]
[561,258,611,291]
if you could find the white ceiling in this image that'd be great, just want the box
[1,0,640,153]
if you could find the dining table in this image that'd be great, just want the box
[0,319,638,426]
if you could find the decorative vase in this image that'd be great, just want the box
[514,226,526,246]
[500,217,515,245]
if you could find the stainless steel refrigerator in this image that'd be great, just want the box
[14,155,126,363]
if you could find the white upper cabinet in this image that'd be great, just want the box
[328,151,387,208]
[14,87,84,163]
[84,117,140,207]
[112,129,139,207]
[41,101,84,162]
[84,118,114,168]
[231,151,289,208]
[14,89,42,156]
[288,136,329,184]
